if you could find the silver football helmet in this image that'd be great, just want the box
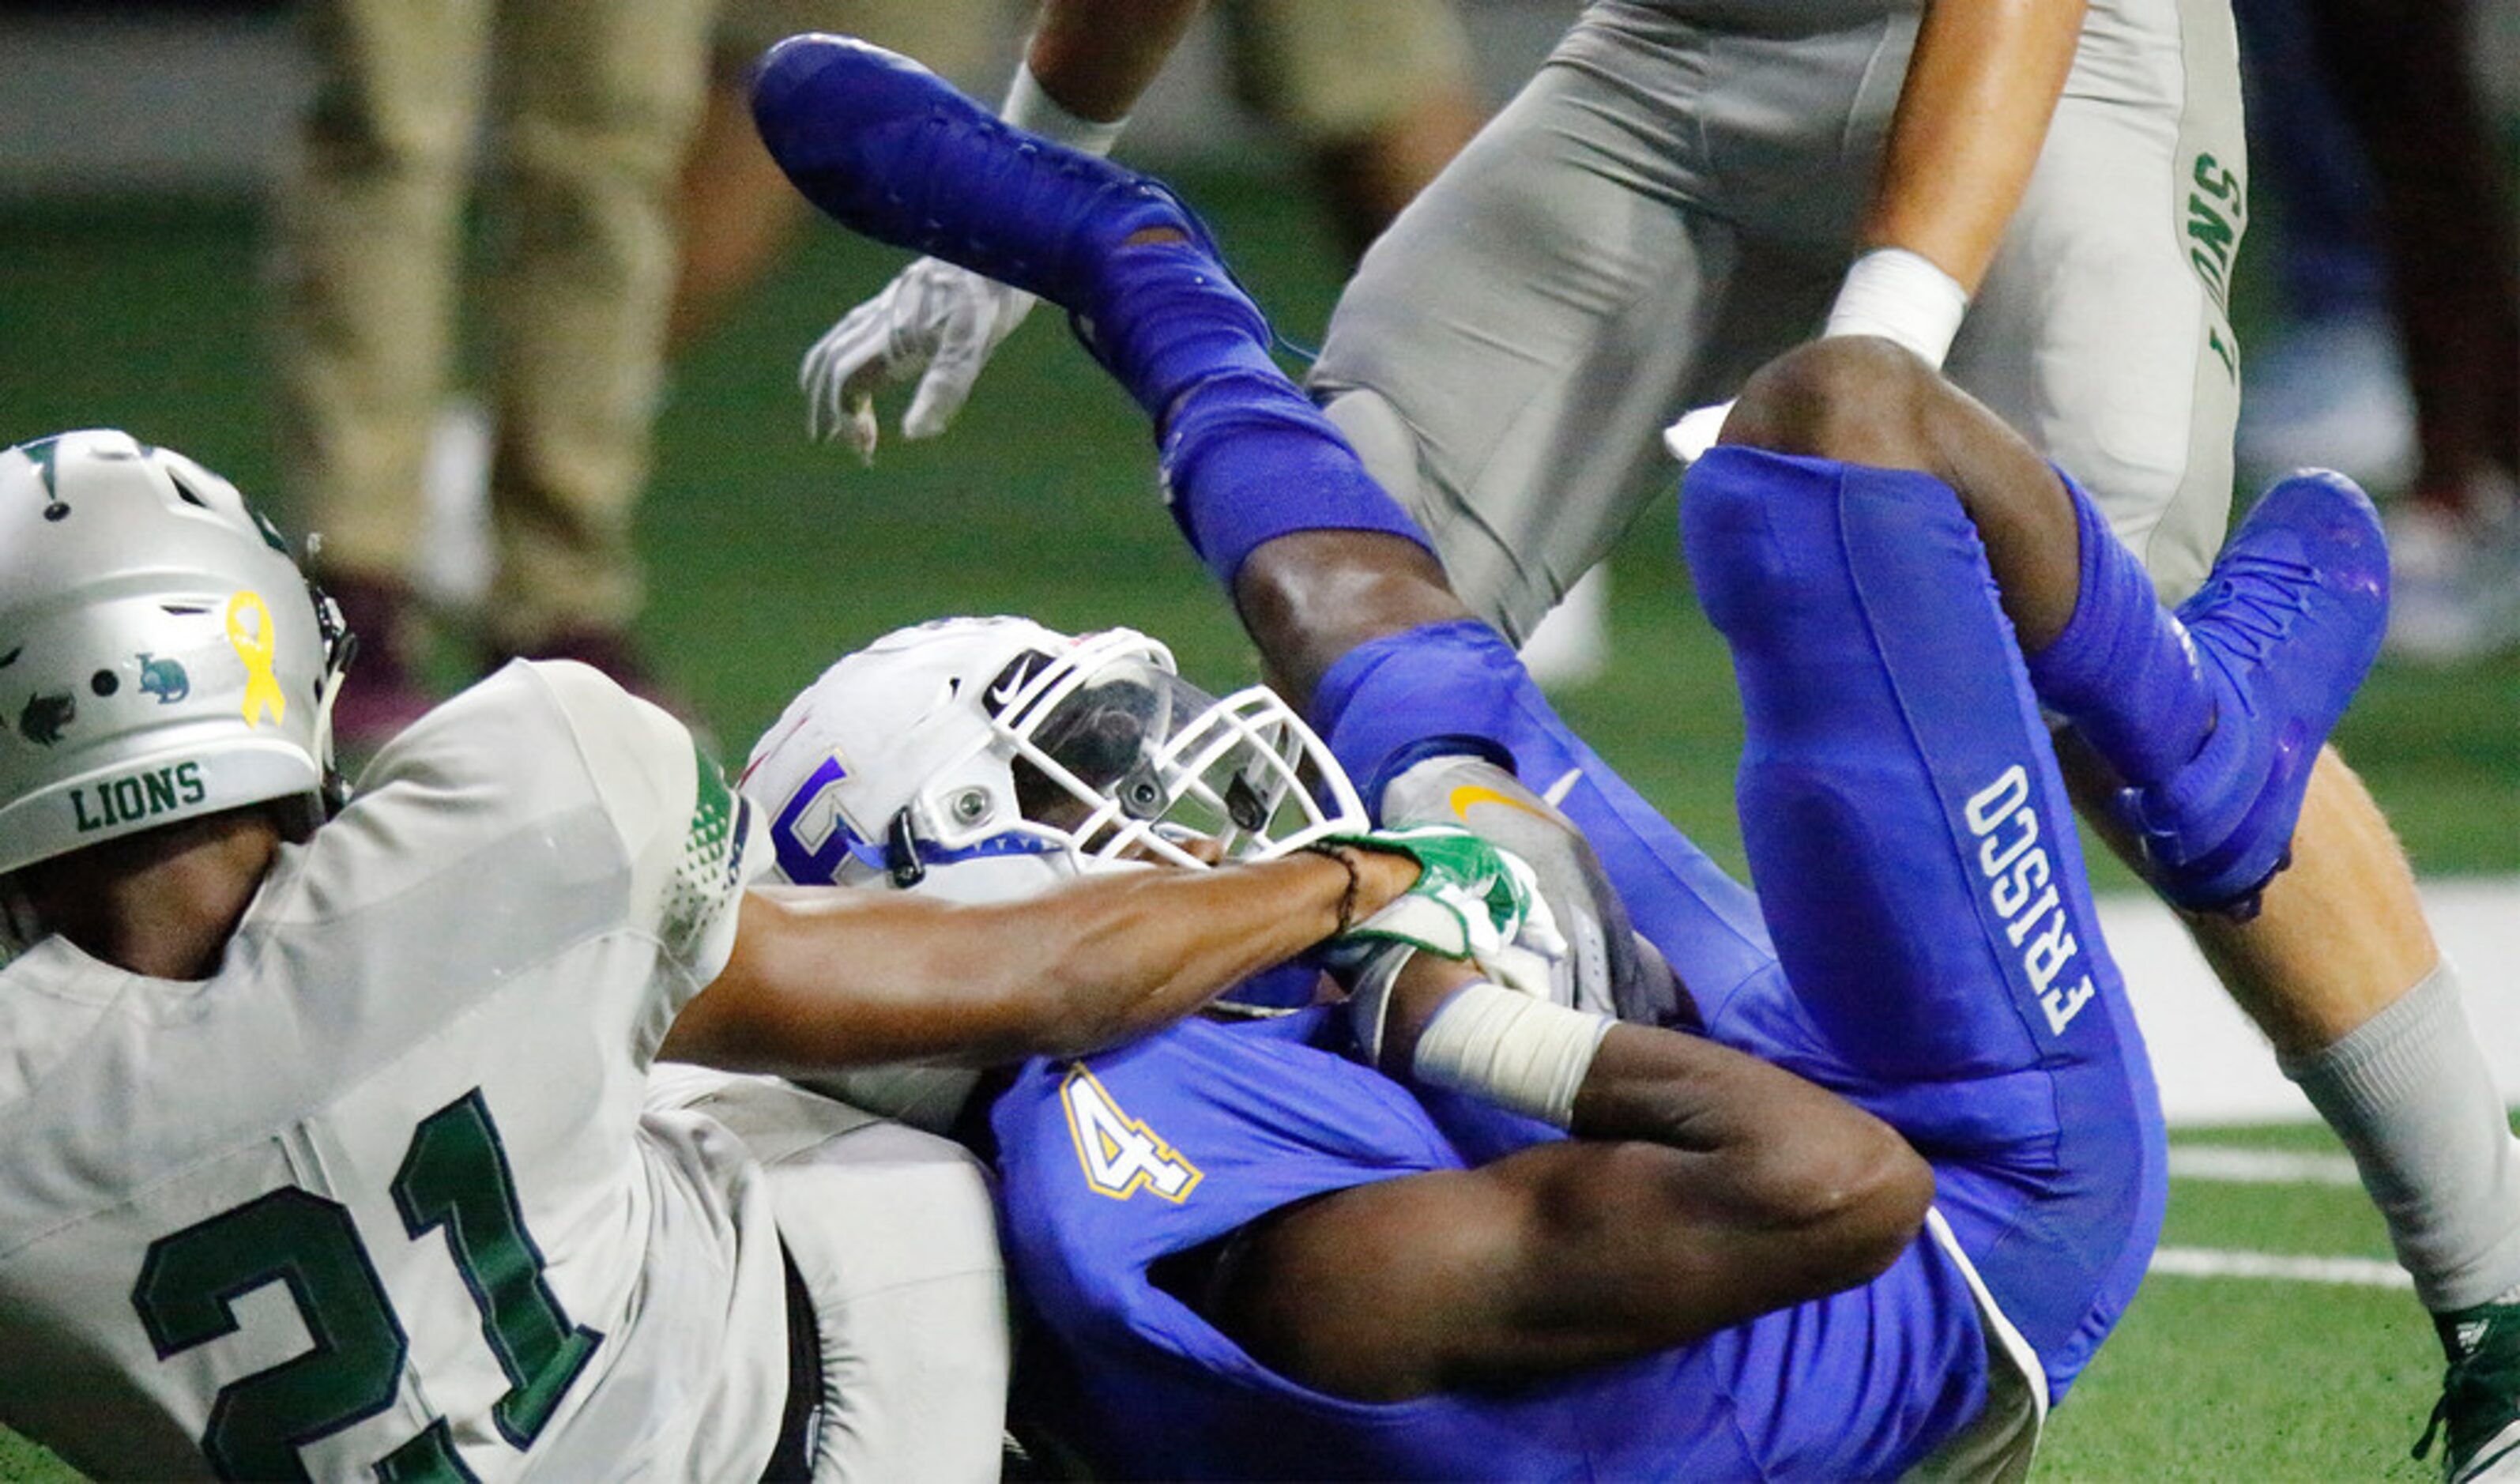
[740,616,1368,905]
[0,431,350,893]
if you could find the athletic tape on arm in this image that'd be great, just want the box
[1412,979,1613,1129]
[1822,247,1970,368]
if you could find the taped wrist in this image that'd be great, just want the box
[1000,62,1128,156]
[1823,247,1969,368]
[1411,980,1613,1129]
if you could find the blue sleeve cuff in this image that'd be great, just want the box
[1312,620,1525,809]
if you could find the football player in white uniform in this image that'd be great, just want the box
[0,430,1535,1482]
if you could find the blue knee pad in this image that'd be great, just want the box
[1682,447,2166,1399]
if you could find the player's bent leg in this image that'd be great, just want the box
[650,1066,1011,1482]
[1727,337,2381,917]
[1682,446,2167,1403]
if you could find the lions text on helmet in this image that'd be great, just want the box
[0,430,352,952]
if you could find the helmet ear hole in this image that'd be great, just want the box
[1117,762,1166,821]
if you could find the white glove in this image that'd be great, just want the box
[1320,823,1544,981]
[797,60,1129,464]
[799,258,1041,461]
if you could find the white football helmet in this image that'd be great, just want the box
[0,431,350,897]
[740,616,1368,904]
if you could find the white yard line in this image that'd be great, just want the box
[2165,1145,2364,1186]
[2148,1246,2413,1290]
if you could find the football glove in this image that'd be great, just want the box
[1323,824,1558,996]
[1380,753,1646,1015]
[800,256,1038,460]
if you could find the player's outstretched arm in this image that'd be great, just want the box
[1207,953,1932,1401]
[663,842,1415,1074]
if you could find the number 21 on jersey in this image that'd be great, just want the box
[130,1088,597,1482]
[1061,1066,1201,1203]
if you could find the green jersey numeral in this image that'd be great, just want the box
[132,1089,598,1479]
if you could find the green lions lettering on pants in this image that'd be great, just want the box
[2185,151,2246,376]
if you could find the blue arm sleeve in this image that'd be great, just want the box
[1310,619,1529,809]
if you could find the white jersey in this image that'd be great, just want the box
[0,660,781,1482]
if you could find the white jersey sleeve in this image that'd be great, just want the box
[523,659,765,996]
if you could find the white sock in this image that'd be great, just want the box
[2284,959,2520,1313]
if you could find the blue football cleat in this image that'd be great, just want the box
[2112,470,2389,918]
[750,34,1269,407]
[749,36,1213,307]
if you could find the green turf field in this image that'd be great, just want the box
[0,175,2513,1480]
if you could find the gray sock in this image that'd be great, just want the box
[2284,959,2520,1313]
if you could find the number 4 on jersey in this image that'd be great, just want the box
[1061,1067,1201,1203]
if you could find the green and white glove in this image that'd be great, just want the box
[1380,754,1640,1015]
[1321,824,1558,995]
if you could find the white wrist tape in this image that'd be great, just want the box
[1001,62,1128,156]
[1411,979,1614,1129]
[1822,247,1970,368]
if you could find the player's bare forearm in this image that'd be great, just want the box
[665,848,1414,1073]
[1027,0,1207,122]
[1568,1026,1931,1249]
[1219,959,1932,1399]
[1233,529,1471,711]
[1865,0,2086,289]
[1378,953,1923,1229]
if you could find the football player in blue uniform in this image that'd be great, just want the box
[744,36,2395,1480]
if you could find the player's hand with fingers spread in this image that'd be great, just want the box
[799,257,1039,461]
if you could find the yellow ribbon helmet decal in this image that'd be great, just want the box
[225,590,288,727]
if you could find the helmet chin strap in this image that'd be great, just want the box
[883,809,929,888]
[0,875,46,962]
[307,582,358,816]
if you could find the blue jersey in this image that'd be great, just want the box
[996,451,2166,1480]
[992,1009,1990,1482]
